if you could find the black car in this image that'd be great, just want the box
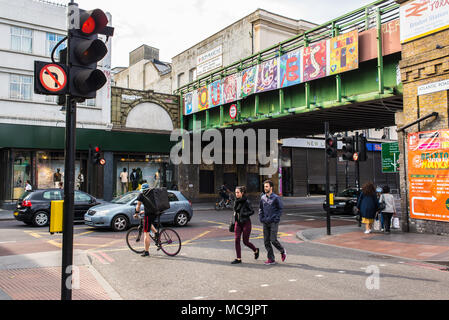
[14,189,101,227]
[323,188,361,215]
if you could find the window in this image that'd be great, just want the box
[168,192,178,202]
[189,68,197,83]
[43,191,63,201]
[75,191,91,202]
[11,26,33,53]
[77,99,96,107]
[10,74,32,100]
[46,33,66,58]
[177,72,185,89]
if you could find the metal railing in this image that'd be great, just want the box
[175,0,399,96]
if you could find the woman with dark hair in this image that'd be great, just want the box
[231,186,259,264]
[356,182,379,234]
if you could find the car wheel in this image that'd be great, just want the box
[111,214,129,232]
[32,211,49,227]
[174,211,189,227]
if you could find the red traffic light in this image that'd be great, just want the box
[82,16,96,34]
[353,152,359,161]
[95,146,100,152]
[79,9,109,36]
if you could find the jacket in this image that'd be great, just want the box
[259,193,283,224]
[379,193,396,213]
[233,197,254,224]
[356,192,379,219]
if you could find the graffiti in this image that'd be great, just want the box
[256,58,279,93]
[303,40,328,82]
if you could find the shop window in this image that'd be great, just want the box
[246,173,260,193]
[199,170,214,194]
[13,152,31,200]
[36,151,81,190]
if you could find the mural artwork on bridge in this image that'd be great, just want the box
[183,29,363,115]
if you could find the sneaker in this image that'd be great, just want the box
[264,259,276,265]
[141,251,149,257]
[281,250,287,262]
[364,230,370,234]
[254,248,260,260]
[231,259,242,264]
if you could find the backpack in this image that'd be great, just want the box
[142,188,170,215]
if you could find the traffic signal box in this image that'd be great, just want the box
[342,136,355,161]
[325,136,338,158]
[92,146,106,166]
[68,9,111,101]
[357,135,368,162]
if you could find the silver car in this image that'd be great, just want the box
[84,190,193,232]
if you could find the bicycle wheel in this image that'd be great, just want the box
[126,226,145,254]
[158,228,181,256]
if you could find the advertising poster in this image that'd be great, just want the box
[222,73,240,104]
[198,86,209,111]
[303,40,329,82]
[241,66,257,98]
[408,129,449,222]
[280,49,302,88]
[400,0,449,43]
[329,30,358,75]
[209,80,222,108]
[256,58,279,93]
[184,90,198,115]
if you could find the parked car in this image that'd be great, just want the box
[14,189,101,227]
[322,188,361,215]
[84,190,193,232]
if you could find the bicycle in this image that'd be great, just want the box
[126,214,181,256]
[214,193,235,210]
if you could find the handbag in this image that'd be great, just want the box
[229,214,235,232]
[378,195,386,211]
[373,213,381,231]
[392,216,400,229]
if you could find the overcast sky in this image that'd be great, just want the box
[55,0,376,68]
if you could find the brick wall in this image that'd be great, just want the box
[396,13,449,235]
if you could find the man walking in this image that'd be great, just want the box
[259,180,286,265]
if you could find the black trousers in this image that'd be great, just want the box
[381,212,393,231]
[263,222,285,261]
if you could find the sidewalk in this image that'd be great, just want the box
[297,224,449,266]
[0,250,121,300]
[0,209,14,221]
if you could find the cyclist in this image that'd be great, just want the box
[219,184,231,206]
[134,183,159,257]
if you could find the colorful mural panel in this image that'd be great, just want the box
[329,30,358,75]
[256,58,279,93]
[198,86,209,111]
[241,66,257,98]
[303,40,328,82]
[184,90,198,115]
[280,49,302,88]
[209,80,222,108]
[222,73,240,104]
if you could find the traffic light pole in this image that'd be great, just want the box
[325,122,331,235]
[355,132,361,228]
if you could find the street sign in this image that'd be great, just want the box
[34,61,68,95]
[382,142,400,173]
[229,104,238,119]
[353,152,359,161]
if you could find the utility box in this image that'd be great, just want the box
[50,200,64,234]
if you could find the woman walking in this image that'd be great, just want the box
[379,185,396,233]
[231,186,259,264]
[356,182,379,234]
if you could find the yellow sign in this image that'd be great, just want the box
[50,200,64,234]
[329,193,334,205]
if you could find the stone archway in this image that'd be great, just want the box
[125,101,174,131]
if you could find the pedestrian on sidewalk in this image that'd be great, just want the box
[259,180,286,265]
[231,186,259,264]
[379,185,396,233]
[356,182,379,234]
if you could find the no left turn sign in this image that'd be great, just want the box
[40,64,67,92]
[34,61,68,96]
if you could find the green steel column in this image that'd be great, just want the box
[332,22,342,103]
[365,7,370,31]
[377,7,384,94]
[255,95,259,116]
[279,44,284,113]
[220,105,224,126]
[237,100,242,121]
[305,82,310,109]
[179,93,184,131]
[205,110,210,129]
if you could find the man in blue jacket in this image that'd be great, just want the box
[259,180,286,265]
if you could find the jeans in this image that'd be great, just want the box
[234,220,257,259]
[263,222,285,261]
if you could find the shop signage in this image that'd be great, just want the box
[418,79,449,96]
[400,0,449,43]
[408,129,449,222]
[197,45,223,76]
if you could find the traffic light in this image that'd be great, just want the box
[342,136,355,161]
[357,135,368,162]
[68,8,114,100]
[92,146,106,166]
[325,135,338,158]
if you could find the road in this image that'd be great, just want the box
[1,203,449,300]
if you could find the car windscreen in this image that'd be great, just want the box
[337,189,357,197]
[111,192,138,204]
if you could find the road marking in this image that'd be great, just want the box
[288,279,297,282]
[260,284,270,287]
[0,241,17,244]
[77,231,94,236]
[98,251,115,263]
[47,240,62,248]
[182,231,211,246]
[193,296,206,300]
[89,252,109,265]
[315,275,324,278]
[338,271,346,273]
[229,290,237,293]
[24,231,42,239]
